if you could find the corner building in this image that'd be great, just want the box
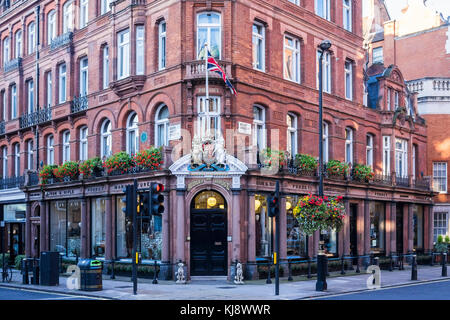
[0,0,434,280]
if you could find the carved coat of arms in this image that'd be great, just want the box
[189,134,228,171]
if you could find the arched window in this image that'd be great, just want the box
[47,135,54,165]
[13,143,20,177]
[322,121,329,163]
[3,37,10,65]
[79,0,88,29]
[155,105,169,147]
[366,134,374,168]
[79,126,88,161]
[27,140,34,170]
[62,130,71,162]
[158,20,166,70]
[63,1,74,34]
[79,57,88,96]
[101,119,112,159]
[126,113,139,155]
[101,0,111,14]
[197,12,221,59]
[47,10,56,44]
[253,105,266,152]
[2,147,7,178]
[28,22,36,54]
[102,45,109,89]
[15,30,22,58]
[345,127,353,164]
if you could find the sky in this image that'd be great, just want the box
[384,0,450,20]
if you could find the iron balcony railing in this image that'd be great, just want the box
[3,57,22,73]
[0,175,25,189]
[396,176,410,188]
[50,32,73,51]
[71,95,88,113]
[413,176,431,191]
[19,107,52,129]
[0,121,5,135]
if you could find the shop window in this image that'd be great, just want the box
[50,200,81,257]
[286,196,307,258]
[369,202,385,254]
[255,194,272,258]
[91,198,106,257]
[413,205,424,251]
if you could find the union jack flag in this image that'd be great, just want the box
[207,50,237,96]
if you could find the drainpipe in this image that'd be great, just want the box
[35,5,40,170]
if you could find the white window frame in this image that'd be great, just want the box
[284,35,301,83]
[395,138,408,178]
[47,135,54,165]
[433,212,449,243]
[394,91,399,109]
[315,0,331,21]
[47,10,56,44]
[80,57,88,96]
[345,127,353,164]
[343,0,352,31]
[15,30,22,59]
[135,25,145,75]
[252,22,265,72]
[3,37,10,65]
[126,112,139,156]
[27,140,34,170]
[2,147,7,178]
[323,121,329,163]
[14,143,20,177]
[345,60,353,100]
[197,12,221,60]
[433,162,447,193]
[287,113,298,156]
[366,134,374,168]
[412,144,417,179]
[101,0,111,15]
[46,71,52,107]
[317,50,331,93]
[158,21,166,70]
[79,0,88,29]
[28,22,36,54]
[11,84,17,119]
[59,63,67,103]
[155,104,169,147]
[117,29,130,80]
[63,1,74,34]
[372,47,383,64]
[101,120,112,159]
[383,136,390,176]
[102,46,109,89]
[79,126,88,161]
[387,88,391,111]
[253,105,266,152]
[197,96,221,139]
[27,79,34,114]
[62,130,70,163]
[289,0,300,5]
[1,90,6,121]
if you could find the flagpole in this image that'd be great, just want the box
[204,43,210,137]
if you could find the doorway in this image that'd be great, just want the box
[349,204,358,259]
[396,204,404,254]
[190,191,228,276]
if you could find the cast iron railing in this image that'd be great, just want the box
[50,32,73,50]
[70,95,88,113]
[0,121,5,135]
[0,175,25,189]
[19,107,52,129]
[3,57,22,73]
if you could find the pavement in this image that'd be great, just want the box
[0,264,448,300]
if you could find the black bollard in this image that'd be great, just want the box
[110,260,116,280]
[430,252,434,266]
[153,261,158,284]
[340,256,346,275]
[389,255,393,272]
[22,259,29,284]
[355,255,360,273]
[316,254,328,291]
[442,253,447,277]
[307,257,312,279]
[266,264,272,284]
[411,255,417,280]
[400,254,404,270]
[287,261,293,281]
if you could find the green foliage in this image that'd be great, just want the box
[14,255,26,269]
[103,151,134,174]
[435,235,449,253]
[352,163,375,181]
[260,148,286,168]
[326,159,349,176]
[39,164,58,185]
[53,161,79,179]
[79,157,103,178]
[294,154,318,172]
[133,147,163,170]
[0,253,10,266]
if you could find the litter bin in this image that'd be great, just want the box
[77,259,103,291]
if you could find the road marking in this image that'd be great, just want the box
[0,286,108,300]
[304,278,450,300]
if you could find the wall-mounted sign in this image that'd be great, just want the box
[238,122,251,135]
[169,124,181,140]
[140,131,148,143]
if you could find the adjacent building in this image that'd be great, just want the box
[0,0,434,280]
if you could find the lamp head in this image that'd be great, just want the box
[319,39,332,51]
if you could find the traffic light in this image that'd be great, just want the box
[150,182,164,217]
[268,181,280,217]
[121,185,134,219]
[138,191,151,222]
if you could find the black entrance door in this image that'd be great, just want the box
[190,191,227,276]
[349,204,358,259]
[396,204,404,254]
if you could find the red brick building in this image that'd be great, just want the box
[0,0,434,280]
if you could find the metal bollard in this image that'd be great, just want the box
[22,259,29,284]
[430,252,434,266]
[340,256,346,275]
[110,260,116,280]
[152,261,158,284]
[287,261,293,281]
[355,255,360,273]
[411,255,417,280]
[266,264,272,284]
[307,257,312,279]
[442,253,447,277]
[400,254,404,270]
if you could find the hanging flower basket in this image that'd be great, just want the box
[294,154,318,175]
[352,163,375,182]
[103,151,134,174]
[53,161,80,181]
[292,194,346,235]
[39,164,58,185]
[326,160,349,178]
[79,157,103,178]
[133,146,163,170]
[260,148,286,169]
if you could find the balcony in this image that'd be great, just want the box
[185,60,232,81]
[19,107,52,129]
[0,121,4,135]
[3,57,22,73]
[50,32,73,51]
[71,95,88,114]
[0,176,25,190]
[109,75,146,97]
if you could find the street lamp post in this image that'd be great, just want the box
[316,39,332,292]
